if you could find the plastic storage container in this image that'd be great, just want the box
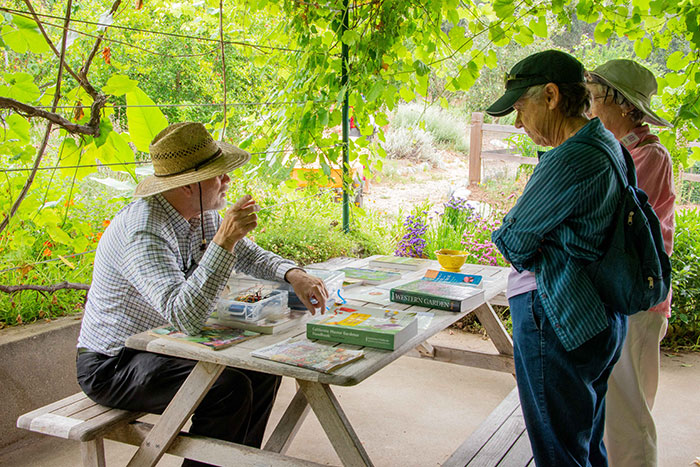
[215,277,289,321]
[279,269,345,311]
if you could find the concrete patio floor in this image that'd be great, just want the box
[2,330,698,467]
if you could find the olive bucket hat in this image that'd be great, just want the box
[486,49,585,117]
[134,122,251,197]
[587,59,671,127]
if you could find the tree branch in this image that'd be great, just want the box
[0,282,90,294]
[22,0,99,99]
[219,0,227,141]
[0,96,106,136]
[80,0,122,80]
[0,0,73,236]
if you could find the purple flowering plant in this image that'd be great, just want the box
[394,209,429,258]
[395,196,507,266]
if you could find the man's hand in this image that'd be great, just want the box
[285,269,329,315]
[213,195,260,252]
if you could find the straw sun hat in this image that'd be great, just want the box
[587,59,672,127]
[134,122,251,197]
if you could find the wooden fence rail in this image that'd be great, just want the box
[468,112,700,185]
[469,112,531,185]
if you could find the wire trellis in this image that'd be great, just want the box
[1,0,358,282]
[28,100,333,110]
[0,145,344,173]
[0,7,329,56]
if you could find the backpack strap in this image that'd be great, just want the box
[568,133,638,189]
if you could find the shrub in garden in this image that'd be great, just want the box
[383,127,439,165]
[393,197,509,334]
[665,208,700,350]
[391,103,469,152]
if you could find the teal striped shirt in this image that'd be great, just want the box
[493,118,623,351]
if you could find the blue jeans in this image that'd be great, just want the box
[510,290,626,466]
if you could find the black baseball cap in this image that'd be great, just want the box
[485,50,585,117]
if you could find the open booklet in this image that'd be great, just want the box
[148,323,259,350]
[251,338,364,373]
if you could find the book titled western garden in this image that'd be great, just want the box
[390,280,485,312]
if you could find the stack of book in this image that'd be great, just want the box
[306,305,418,350]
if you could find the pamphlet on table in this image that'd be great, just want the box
[422,269,483,288]
[251,338,364,373]
[148,323,259,350]
[342,287,393,306]
[339,267,402,285]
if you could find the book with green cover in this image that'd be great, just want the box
[306,305,418,350]
[148,323,260,350]
[251,338,364,373]
[339,267,402,285]
[390,279,485,312]
[367,255,429,271]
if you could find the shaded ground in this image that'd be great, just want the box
[4,330,698,467]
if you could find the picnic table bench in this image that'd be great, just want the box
[17,255,530,466]
[443,387,533,467]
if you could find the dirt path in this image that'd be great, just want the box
[363,150,525,219]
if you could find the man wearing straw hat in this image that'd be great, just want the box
[76,122,328,462]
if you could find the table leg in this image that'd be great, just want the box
[297,379,374,467]
[264,383,310,454]
[474,302,513,356]
[126,360,224,467]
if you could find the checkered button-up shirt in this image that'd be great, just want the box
[78,194,297,356]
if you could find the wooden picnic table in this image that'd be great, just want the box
[124,255,512,466]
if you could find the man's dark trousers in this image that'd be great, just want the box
[77,348,281,467]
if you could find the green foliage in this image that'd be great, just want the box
[3,0,700,352]
[665,208,700,351]
[225,179,393,266]
[252,193,392,266]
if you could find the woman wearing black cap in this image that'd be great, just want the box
[488,50,627,466]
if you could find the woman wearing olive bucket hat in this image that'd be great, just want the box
[77,122,328,461]
[587,60,675,467]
